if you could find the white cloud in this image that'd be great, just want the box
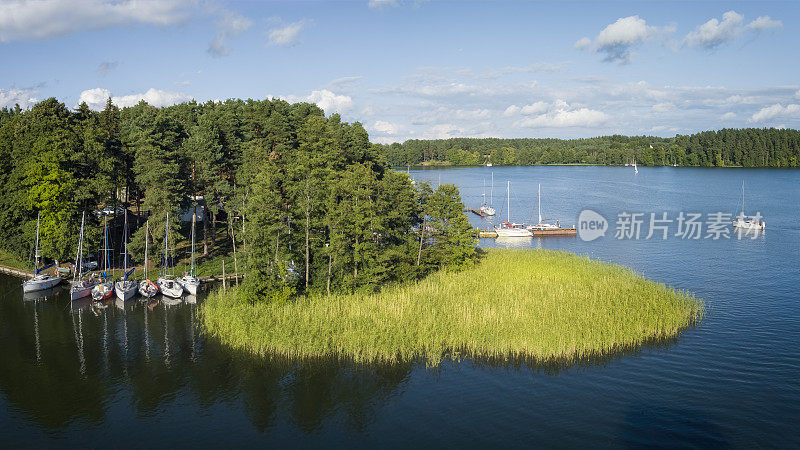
[0,0,194,42]
[720,112,737,121]
[515,101,608,128]
[504,101,549,116]
[574,37,591,50]
[594,16,659,63]
[287,89,353,114]
[749,103,800,122]
[268,20,307,46]
[652,102,676,113]
[0,88,38,109]
[684,11,781,50]
[746,16,782,32]
[794,89,800,100]
[208,11,252,57]
[78,87,192,110]
[373,120,402,135]
[683,11,744,49]
[368,0,398,9]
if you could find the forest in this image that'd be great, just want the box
[0,98,476,302]
[380,129,800,168]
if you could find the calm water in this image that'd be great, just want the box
[2,166,799,447]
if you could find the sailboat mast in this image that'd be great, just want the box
[191,210,196,277]
[507,181,511,223]
[144,220,148,280]
[538,183,542,224]
[742,181,745,216]
[163,213,169,277]
[34,213,40,270]
[73,212,85,284]
[490,172,494,205]
[122,209,128,277]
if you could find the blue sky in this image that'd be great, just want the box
[1,0,798,142]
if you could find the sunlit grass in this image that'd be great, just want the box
[201,249,703,365]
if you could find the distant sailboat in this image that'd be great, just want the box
[22,213,63,293]
[179,209,200,295]
[732,181,766,231]
[70,212,96,300]
[634,159,638,174]
[527,184,558,231]
[114,209,137,301]
[157,213,184,298]
[139,220,159,298]
[479,176,496,216]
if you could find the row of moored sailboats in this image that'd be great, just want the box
[23,210,201,302]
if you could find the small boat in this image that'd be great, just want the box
[732,181,765,231]
[70,212,97,301]
[494,181,532,237]
[525,183,576,236]
[634,159,638,174]
[138,220,159,298]
[157,213,184,298]
[22,213,63,293]
[92,217,114,302]
[115,210,137,301]
[478,174,496,216]
[179,209,201,295]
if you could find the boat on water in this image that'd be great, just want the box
[178,209,201,295]
[22,213,63,293]
[92,217,114,302]
[139,220,159,298]
[495,181,532,237]
[115,209,137,301]
[526,184,577,236]
[732,181,766,231]
[478,173,496,216]
[157,213,184,298]
[634,159,638,174]
[70,212,97,300]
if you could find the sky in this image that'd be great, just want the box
[1,0,799,143]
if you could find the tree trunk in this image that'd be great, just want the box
[210,210,217,249]
[354,236,358,278]
[305,190,310,290]
[327,253,332,296]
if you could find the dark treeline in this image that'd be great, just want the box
[381,129,800,167]
[0,98,476,302]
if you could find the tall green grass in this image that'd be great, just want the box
[201,249,703,365]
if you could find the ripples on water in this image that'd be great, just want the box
[1,166,799,446]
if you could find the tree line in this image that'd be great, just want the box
[380,128,800,167]
[0,98,476,302]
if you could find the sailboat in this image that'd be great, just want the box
[139,220,159,298]
[92,217,114,301]
[526,184,576,236]
[22,213,63,293]
[179,209,201,295]
[634,159,638,174]
[479,174,496,216]
[114,209,137,300]
[732,181,766,231]
[495,181,532,237]
[157,213,184,298]
[70,212,96,300]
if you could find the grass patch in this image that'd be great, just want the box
[0,248,27,270]
[201,249,703,365]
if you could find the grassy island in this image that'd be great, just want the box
[201,249,703,365]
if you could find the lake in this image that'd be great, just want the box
[1,166,798,447]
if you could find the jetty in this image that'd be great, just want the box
[473,227,576,238]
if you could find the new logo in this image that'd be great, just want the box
[578,209,608,241]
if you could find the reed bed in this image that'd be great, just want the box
[201,249,703,365]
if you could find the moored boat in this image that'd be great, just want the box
[70,212,97,300]
[22,213,63,293]
[138,220,159,298]
[92,217,114,302]
[157,213,184,298]
[115,209,137,301]
[178,208,201,295]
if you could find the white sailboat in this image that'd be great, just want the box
[179,209,200,295]
[527,184,559,231]
[70,212,96,300]
[495,181,532,237]
[22,213,63,293]
[114,209,137,301]
[139,220,159,298]
[479,176,496,216]
[634,159,638,174]
[732,181,766,231]
[157,213,184,298]
[92,217,114,301]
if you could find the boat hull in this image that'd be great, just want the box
[22,275,62,293]
[179,276,200,295]
[139,279,159,298]
[114,281,138,301]
[91,282,114,301]
[530,227,577,236]
[495,228,533,237]
[158,277,184,298]
[70,283,94,301]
